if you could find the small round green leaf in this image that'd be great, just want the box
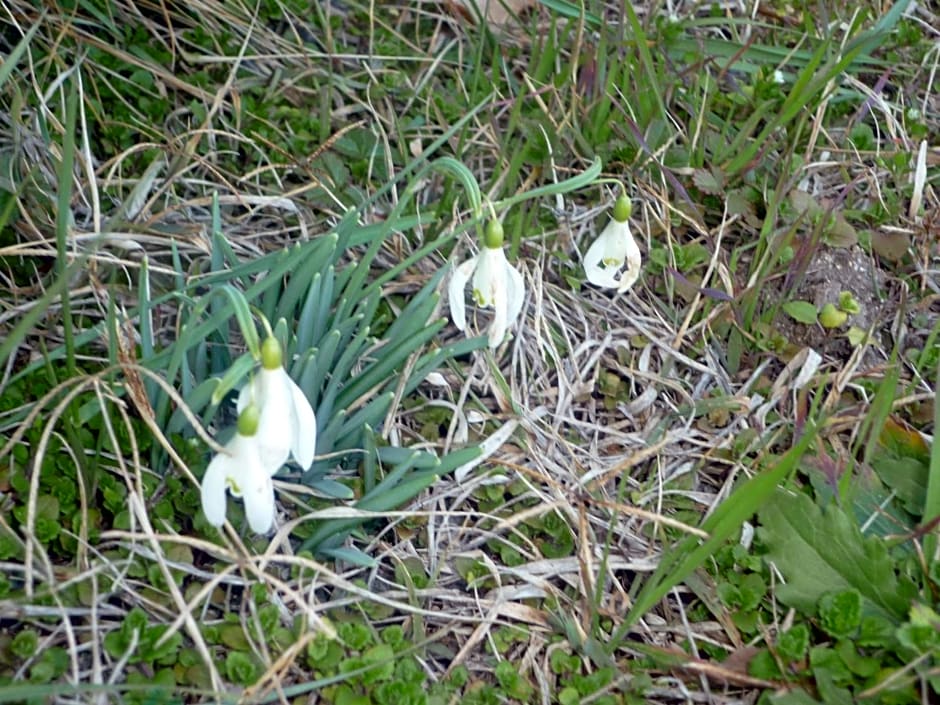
[782,300,819,325]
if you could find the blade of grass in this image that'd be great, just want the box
[0,21,41,89]
[538,0,602,25]
[725,4,911,176]
[623,2,666,123]
[925,364,940,559]
[56,73,79,379]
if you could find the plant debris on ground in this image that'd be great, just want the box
[0,1,937,704]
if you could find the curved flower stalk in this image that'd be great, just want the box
[201,404,276,534]
[584,194,641,293]
[237,336,317,473]
[448,219,525,348]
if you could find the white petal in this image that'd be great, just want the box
[217,432,259,498]
[288,377,317,471]
[448,256,477,332]
[201,432,275,533]
[617,229,642,293]
[478,250,509,347]
[583,219,641,291]
[602,219,632,259]
[251,368,293,471]
[487,294,508,348]
[504,259,525,326]
[583,237,622,288]
[472,248,502,307]
[241,470,275,534]
[227,435,275,533]
[910,139,927,219]
[200,453,229,528]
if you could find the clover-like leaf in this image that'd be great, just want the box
[819,589,862,638]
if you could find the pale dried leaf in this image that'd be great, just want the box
[449,0,536,26]
[909,139,927,220]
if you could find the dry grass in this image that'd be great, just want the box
[0,0,937,702]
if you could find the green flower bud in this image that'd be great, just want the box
[483,219,504,249]
[260,336,283,370]
[237,403,260,436]
[612,194,632,223]
[838,291,861,315]
[819,303,848,329]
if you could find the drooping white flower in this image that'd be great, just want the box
[448,219,525,348]
[237,336,317,473]
[584,195,641,293]
[201,404,276,534]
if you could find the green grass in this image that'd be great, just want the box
[0,0,937,703]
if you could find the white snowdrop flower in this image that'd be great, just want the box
[910,140,927,220]
[448,219,525,349]
[237,336,317,473]
[201,404,276,534]
[583,194,642,293]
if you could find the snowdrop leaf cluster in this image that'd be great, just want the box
[201,336,317,534]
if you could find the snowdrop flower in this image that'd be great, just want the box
[448,219,525,348]
[201,404,275,534]
[237,336,317,473]
[584,194,641,293]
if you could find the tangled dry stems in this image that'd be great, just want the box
[1,0,937,702]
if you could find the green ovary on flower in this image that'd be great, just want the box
[260,336,283,370]
[236,403,260,436]
[612,194,632,222]
[483,219,504,249]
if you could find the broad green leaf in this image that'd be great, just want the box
[305,477,354,500]
[335,393,396,446]
[167,378,218,434]
[758,490,914,620]
[783,301,819,325]
[435,445,484,476]
[362,425,378,493]
[319,546,376,567]
[870,452,927,516]
[336,320,443,409]
[538,0,603,25]
[376,446,440,468]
